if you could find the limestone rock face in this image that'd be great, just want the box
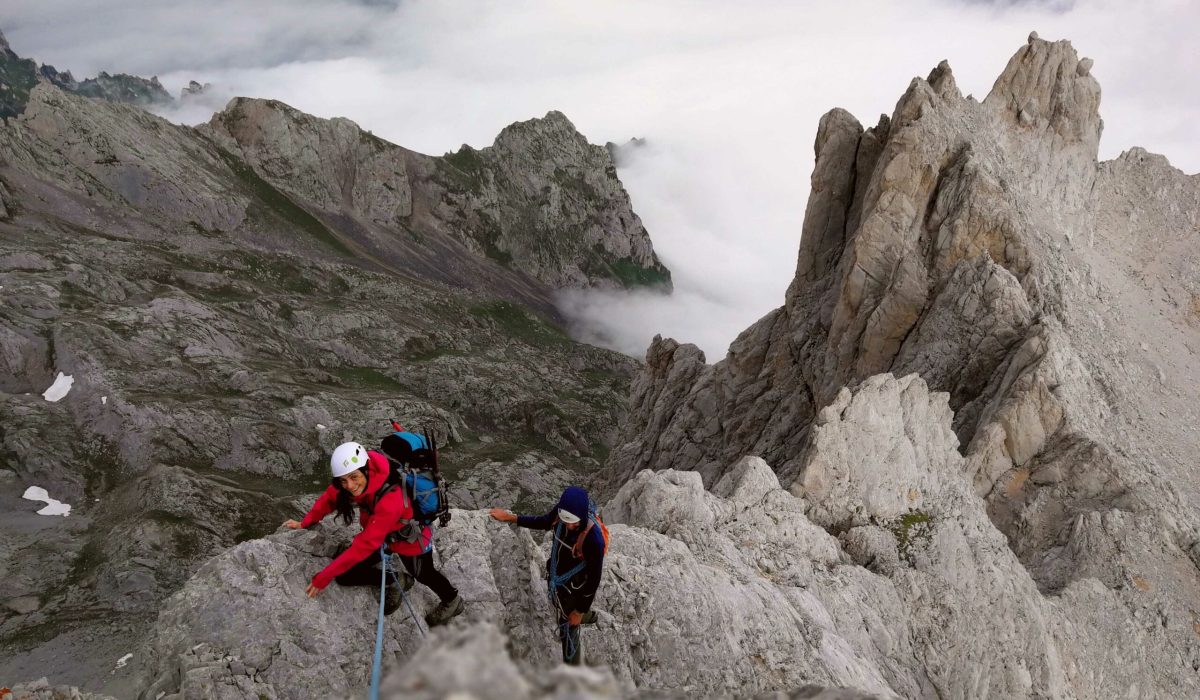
[138,376,1199,698]
[1,679,118,700]
[601,35,1200,697]
[205,100,670,293]
[56,71,174,108]
[205,97,415,227]
[374,622,622,700]
[795,374,962,529]
[2,84,248,231]
[0,37,651,693]
[479,111,669,290]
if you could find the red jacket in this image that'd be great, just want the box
[300,450,433,590]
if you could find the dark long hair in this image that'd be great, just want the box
[333,467,369,525]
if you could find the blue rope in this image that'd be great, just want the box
[548,521,594,664]
[558,621,580,662]
[369,546,426,700]
[546,522,586,602]
[369,545,388,700]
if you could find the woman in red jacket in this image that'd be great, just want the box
[283,441,463,626]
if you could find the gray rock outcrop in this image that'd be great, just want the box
[138,373,1197,698]
[0,34,657,693]
[8,28,1200,700]
[1,679,118,700]
[373,622,622,700]
[600,34,1200,698]
[204,99,669,292]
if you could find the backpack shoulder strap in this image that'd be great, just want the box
[363,482,390,516]
[594,514,610,556]
[571,514,609,559]
[365,480,409,517]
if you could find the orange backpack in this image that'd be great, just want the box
[569,512,610,559]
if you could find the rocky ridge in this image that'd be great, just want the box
[6,28,1200,700]
[0,33,666,693]
[599,34,1200,696]
[0,29,172,120]
[130,373,1195,698]
[204,99,669,293]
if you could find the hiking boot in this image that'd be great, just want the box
[424,594,464,627]
[580,610,598,625]
[383,572,414,616]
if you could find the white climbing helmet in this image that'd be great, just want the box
[330,441,369,478]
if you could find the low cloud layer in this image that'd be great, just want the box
[3,0,1197,359]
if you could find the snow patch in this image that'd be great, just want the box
[115,653,133,669]
[316,423,327,430]
[42,372,74,402]
[101,395,108,405]
[22,485,71,516]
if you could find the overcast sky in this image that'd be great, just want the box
[3,0,1197,359]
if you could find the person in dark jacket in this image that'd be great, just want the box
[284,441,463,626]
[490,485,606,665]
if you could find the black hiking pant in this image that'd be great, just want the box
[552,587,584,665]
[334,548,458,603]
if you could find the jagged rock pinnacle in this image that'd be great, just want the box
[600,33,1200,695]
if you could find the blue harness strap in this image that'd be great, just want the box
[546,519,595,600]
[546,515,604,664]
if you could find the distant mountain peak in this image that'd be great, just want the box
[0,26,176,118]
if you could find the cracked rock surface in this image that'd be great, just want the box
[141,374,1198,698]
[0,36,659,694]
[600,34,1200,698]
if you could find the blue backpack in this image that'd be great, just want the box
[401,470,440,526]
[377,426,450,528]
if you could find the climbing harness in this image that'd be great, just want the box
[547,522,588,602]
[547,516,605,665]
[545,512,608,604]
[369,545,424,700]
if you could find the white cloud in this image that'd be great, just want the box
[3,0,1197,359]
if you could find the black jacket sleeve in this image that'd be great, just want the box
[515,509,557,530]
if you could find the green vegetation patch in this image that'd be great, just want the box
[461,439,528,467]
[0,50,40,120]
[329,365,408,393]
[583,243,672,289]
[469,301,570,347]
[238,254,319,295]
[440,146,488,193]
[218,149,353,256]
[590,441,611,463]
[552,167,598,199]
[581,367,624,389]
[358,129,391,153]
[475,217,513,266]
[889,510,933,558]
[609,258,672,289]
[81,437,126,499]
